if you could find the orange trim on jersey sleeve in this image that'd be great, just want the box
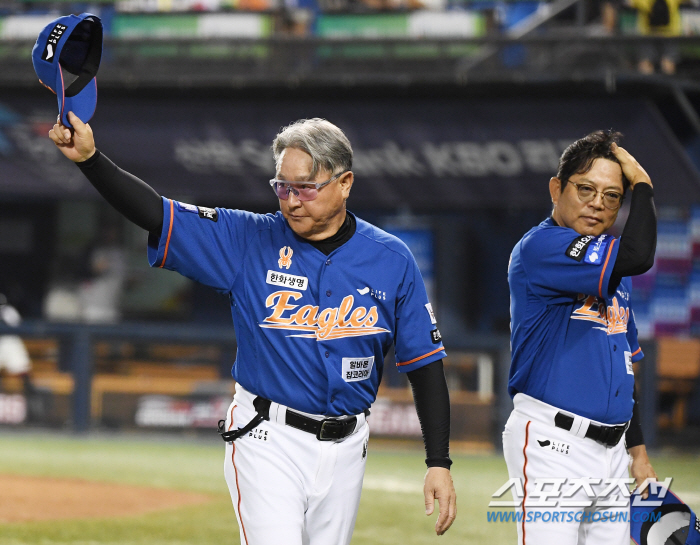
[631,347,642,357]
[598,238,617,299]
[159,199,174,269]
[396,347,444,367]
[522,420,531,545]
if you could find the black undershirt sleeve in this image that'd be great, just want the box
[76,149,164,233]
[611,183,656,285]
[625,385,645,449]
[406,359,452,469]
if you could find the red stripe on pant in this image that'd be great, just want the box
[522,420,531,545]
[229,405,250,545]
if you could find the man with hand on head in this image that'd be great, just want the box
[49,111,457,544]
[504,130,657,545]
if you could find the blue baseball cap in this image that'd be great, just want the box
[31,13,102,129]
[631,485,700,545]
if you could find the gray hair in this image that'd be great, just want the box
[272,118,353,179]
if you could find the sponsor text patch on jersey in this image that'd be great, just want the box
[342,357,374,382]
[624,351,634,375]
[176,201,199,214]
[565,235,594,262]
[198,206,218,222]
[425,303,437,324]
[430,329,442,344]
[266,270,308,291]
[583,234,610,265]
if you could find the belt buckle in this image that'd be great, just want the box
[595,425,611,446]
[609,425,625,447]
[596,424,624,448]
[317,419,344,441]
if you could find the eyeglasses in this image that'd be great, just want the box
[269,171,349,202]
[565,180,624,211]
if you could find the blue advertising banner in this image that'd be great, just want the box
[1,93,698,210]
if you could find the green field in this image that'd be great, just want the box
[0,432,698,545]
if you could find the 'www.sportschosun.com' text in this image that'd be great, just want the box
[487,510,661,523]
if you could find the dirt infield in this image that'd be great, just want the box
[0,474,212,522]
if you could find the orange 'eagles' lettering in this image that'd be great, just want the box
[571,294,629,335]
[260,291,389,340]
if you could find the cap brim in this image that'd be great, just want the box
[61,77,97,128]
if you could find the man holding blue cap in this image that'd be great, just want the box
[47,110,457,544]
[32,13,102,129]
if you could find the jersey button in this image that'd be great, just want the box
[326,290,332,297]
[325,351,330,358]
[330,396,335,402]
[613,345,617,351]
[326,259,331,266]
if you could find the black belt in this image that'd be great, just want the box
[554,412,628,448]
[218,396,366,443]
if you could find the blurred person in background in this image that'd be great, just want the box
[602,0,622,34]
[629,0,684,74]
[0,293,35,399]
[43,225,126,323]
[77,225,127,324]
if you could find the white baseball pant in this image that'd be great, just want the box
[223,383,370,545]
[502,393,630,545]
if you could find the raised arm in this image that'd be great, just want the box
[49,111,163,233]
[610,143,657,281]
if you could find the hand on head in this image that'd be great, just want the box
[48,111,96,163]
[610,142,652,189]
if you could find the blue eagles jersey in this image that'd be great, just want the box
[508,217,643,425]
[148,198,446,416]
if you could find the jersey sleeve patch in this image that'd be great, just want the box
[425,303,437,324]
[565,234,611,265]
[584,234,611,265]
[198,207,218,222]
[176,201,198,213]
[565,235,595,261]
[176,202,218,222]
